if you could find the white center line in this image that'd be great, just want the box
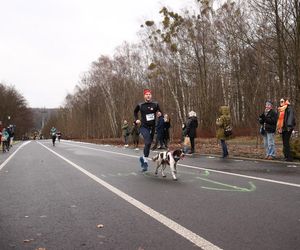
[61,141,300,188]
[38,141,222,250]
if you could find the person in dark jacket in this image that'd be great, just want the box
[121,120,130,147]
[131,121,140,150]
[259,101,277,160]
[277,98,296,161]
[1,128,9,153]
[156,112,165,149]
[134,89,161,171]
[6,126,12,149]
[183,111,198,154]
[163,114,171,148]
[181,122,186,143]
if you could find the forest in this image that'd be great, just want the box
[0,83,33,138]
[39,0,299,139]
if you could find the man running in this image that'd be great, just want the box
[134,89,161,171]
[50,126,57,146]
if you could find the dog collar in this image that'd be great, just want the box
[174,156,180,162]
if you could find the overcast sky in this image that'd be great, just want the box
[0,0,197,108]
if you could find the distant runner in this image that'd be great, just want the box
[50,126,57,146]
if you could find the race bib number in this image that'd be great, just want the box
[146,113,155,121]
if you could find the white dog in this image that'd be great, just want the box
[152,149,184,180]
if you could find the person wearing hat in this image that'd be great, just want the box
[183,111,198,154]
[216,106,231,158]
[259,101,277,160]
[134,89,161,171]
[121,120,130,147]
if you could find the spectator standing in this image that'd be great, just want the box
[8,125,15,147]
[258,101,277,159]
[131,121,140,150]
[56,131,62,142]
[163,114,171,148]
[156,111,165,149]
[121,120,130,147]
[183,111,198,154]
[6,126,12,149]
[216,106,231,158]
[277,98,296,161]
[1,128,9,152]
[181,122,186,143]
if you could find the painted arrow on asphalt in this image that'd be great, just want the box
[196,176,256,192]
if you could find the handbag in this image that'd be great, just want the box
[224,125,233,137]
[183,136,191,147]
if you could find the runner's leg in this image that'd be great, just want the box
[139,126,153,171]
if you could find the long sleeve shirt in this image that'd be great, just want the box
[134,101,161,128]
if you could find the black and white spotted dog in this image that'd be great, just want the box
[152,149,184,180]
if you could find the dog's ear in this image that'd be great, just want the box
[172,149,181,157]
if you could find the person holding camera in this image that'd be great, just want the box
[259,101,277,160]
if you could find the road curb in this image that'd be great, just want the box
[66,140,300,166]
[196,153,300,165]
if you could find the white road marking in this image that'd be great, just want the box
[61,141,300,188]
[0,141,31,171]
[179,163,300,188]
[38,142,222,250]
[287,165,297,168]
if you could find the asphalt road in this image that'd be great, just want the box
[0,140,299,250]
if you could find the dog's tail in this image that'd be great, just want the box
[152,154,159,161]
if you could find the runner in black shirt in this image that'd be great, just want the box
[134,89,161,171]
